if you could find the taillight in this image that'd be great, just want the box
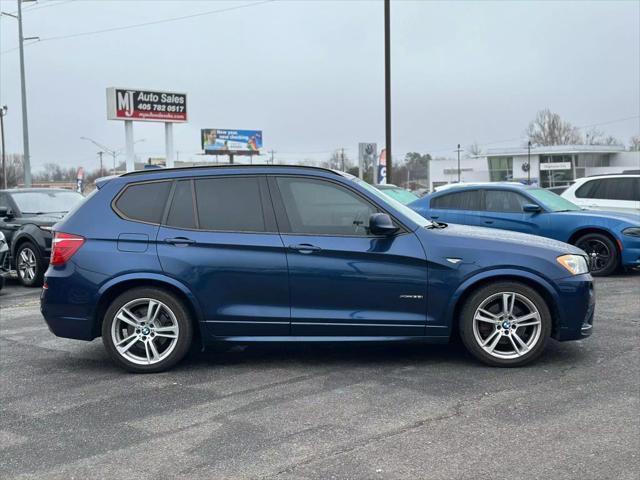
[50,232,85,266]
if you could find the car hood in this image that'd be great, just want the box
[427,223,584,255]
[557,209,640,225]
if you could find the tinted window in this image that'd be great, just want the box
[166,180,196,229]
[431,190,482,210]
[195,177,265,232]
[484,190,528,213]
[115,181,171,224]
[276,177,377,235]
[576,178,640,201]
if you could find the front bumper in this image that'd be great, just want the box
[552,273,595,341]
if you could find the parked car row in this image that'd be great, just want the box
[40,165,596,373]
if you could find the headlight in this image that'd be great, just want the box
[557,254,589,275]
[622,227,640,238]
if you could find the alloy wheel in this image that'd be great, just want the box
[576,238,610,273]
[111,298,180,366]
[472,292,542,360]
[17,247,37,282]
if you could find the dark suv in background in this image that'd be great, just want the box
[0,188,84,287]
[41,165,594,373]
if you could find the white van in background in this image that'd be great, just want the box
[562,173,640,213]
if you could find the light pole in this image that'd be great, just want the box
[527,140,532,184]
[0,105,7,189]
[456,144,463,183]
[80,137,145,174]
[384,0,392,184]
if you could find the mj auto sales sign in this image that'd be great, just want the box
[106,87,187,122]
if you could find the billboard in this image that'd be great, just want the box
[201,129,263,153]
[106,88,187,122]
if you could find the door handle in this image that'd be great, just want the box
[289,243,322,254]
[430,215,439,219]
[164,237,196,246]
[484,220,494,224]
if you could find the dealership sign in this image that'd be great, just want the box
[201,129,262,152]
[540,162,572,171]
[106,88,187,122]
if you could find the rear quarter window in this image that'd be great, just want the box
[114,181,172,224]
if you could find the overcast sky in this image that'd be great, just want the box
[1,0,639,172]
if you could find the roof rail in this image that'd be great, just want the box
[120,164,341,178]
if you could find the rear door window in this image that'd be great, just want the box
[166,180,196,229]
[194,177,266,232]
[431,190,482,210]
[115,181,172,224]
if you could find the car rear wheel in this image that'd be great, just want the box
[574,233,618,276]
[459,282,552,367]
[102,288,193,373]
[16,242,44,287]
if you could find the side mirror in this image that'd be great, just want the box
[523,204,542,213]
[369,213,399,236]
[0,207,13,219]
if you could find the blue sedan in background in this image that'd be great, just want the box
[410,183,640,276]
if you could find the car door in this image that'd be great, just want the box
[428,190,482,226]
[478,189,536,234]
[156,176,290,337]
[0,193,19,247]
[269,175,428,337]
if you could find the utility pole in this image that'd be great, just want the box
[527,140,532,184]
[98,151,104,176]
[0,106,7,189]
[455,144,463,183]
[384,0,392,184]
[340,147,345,171]
[269,150,275,164]
[17,0,37,187]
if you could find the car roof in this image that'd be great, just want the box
[432,182,531,194]
[120,164,341,179]
[580,173,640,180]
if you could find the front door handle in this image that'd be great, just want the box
[430,215,439,219]
[164,237,196,246]
[289,243,322,254]
[484,220,494,225]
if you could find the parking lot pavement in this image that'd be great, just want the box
[0,274,638,480]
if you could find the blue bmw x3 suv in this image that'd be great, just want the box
[41,166,594,372]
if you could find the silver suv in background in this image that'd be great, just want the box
[562,173,640,213]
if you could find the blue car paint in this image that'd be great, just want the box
[41,166,594,349]
[410,184,640,268]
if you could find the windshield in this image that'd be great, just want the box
[527,188,581,212]
[346,176,432,228]
[380,188,420,205]
[11,190,84,214]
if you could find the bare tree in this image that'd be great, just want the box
[629,135,640,151]
[322,150,351,171]
[467,142,482,156]
[584,127,621,146]
[0,154,24,188]
[526,109,583,146]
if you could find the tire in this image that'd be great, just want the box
[459,281,552,367]
[573,233,619,277]
[16,242,45,287]
[102,287,193,373]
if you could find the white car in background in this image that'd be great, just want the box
[562,173,640,213]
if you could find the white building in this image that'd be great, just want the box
[429,145,640,190]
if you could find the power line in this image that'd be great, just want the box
[2,0,273,53]
[2,0,76,17]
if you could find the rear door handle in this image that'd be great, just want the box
[289,243,322,254]
[164,237,196,246]
[484,220,494,224]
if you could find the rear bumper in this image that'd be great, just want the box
[552,273,595,341]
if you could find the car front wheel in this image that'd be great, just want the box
[574,232,619,276]
[102,288,193,373]
[459,282,552,367]
[16,242,44,287]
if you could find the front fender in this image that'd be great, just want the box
[445,267,560,327]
